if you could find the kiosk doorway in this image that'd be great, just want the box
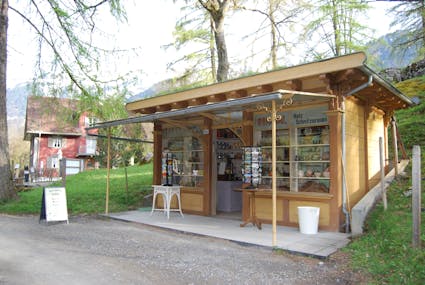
[213,129,243,219]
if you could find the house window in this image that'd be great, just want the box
[85,117,97,127]
[48,137,64,148]
[86,136,97,154]
[48,155,60,169]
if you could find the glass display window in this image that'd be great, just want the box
[291,125,330,193]
[253,108,330,193]
[162,127,204,189]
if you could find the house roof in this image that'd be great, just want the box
[126,52,412,115]
[24,96,82,141]
[88,52,413,130]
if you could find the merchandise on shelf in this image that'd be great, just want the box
[253,121,331,193]
[162,128,204,189]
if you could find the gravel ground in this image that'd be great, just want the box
[0,214,369,285]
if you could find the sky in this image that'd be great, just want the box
[6,1,398,93]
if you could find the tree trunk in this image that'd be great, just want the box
[269,0,277,69]
[202,0,230,82]
[331,0,341,56]
[421,1,425,59]
[212,11,229,82]
[0,0,15,201]
[209,17,217,82]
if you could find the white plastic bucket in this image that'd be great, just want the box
[298,206,320,234]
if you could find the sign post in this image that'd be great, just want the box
[412,145,421,248]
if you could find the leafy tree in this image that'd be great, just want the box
[0,0,14,200]
[303,0,370,59]
[388,0,425,60]
[165,3,217,85]
[169,0,231,83]
[235,0,304,70]
[199,0,231,82]
[92,91,151,168]
[1,0,131,201]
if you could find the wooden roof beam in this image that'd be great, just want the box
[139,107,156,114]
[256,84,273,93]
[199,112,218,121]
[156,104,171,112]
[213,120,252,130]
[171,101,188,110]
[226,90,248,100]
[318,74,334,94]
[285,79,302,91]
[207,93,226,103]
[187,97,207,107]
[334,69,355,83]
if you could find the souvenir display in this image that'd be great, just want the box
[241,147,262,188]
[162,151,173,186]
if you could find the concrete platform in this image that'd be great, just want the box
[107,210,351,259]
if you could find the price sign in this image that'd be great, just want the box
[40,187,69,224]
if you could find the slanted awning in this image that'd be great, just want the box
[88,89,336,130]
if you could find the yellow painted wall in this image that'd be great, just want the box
[289,201,330,226]
[181,192,204,212]
[255,197,284,222]
[367,109,385,188]
[344,99,367,207]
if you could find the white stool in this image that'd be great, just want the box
[151,185,184,219]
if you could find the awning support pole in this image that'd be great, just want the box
[271,100,277,247]
[105,127,111,214]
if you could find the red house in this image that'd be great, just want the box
[24,96,98,179]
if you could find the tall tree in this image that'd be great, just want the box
[235,0,303,70]
[388,1,425,59]
[198,0,230,82]
[0,0,14,200]
[303,0,370,59]
[165,4,217,85]
[167,0,231,84]
[0,0,127,201]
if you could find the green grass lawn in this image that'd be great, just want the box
[0,163,153,215]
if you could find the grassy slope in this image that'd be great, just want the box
[0,164,153,215]
[345,76,425,284]
[393,76,425,150]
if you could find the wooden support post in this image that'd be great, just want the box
[125,167,129,204]
[412,145,421,248]
[61,158,66,187]
[271,100,277,247]
[379,137,387,210]
[392,118,398,176]
[105,128,111,214]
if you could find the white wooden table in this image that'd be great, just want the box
[150,185,184,219]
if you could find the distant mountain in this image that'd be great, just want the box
[7,82,31,120]
[366,30,420,70]
[6,83,32,162]
[127,78,180,103]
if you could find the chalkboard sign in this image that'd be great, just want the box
[40,187,69,224]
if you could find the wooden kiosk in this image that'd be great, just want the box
[125,52,412,232]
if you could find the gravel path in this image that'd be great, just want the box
[0,214,368,285]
